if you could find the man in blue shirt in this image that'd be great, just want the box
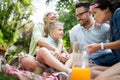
[70,2,112,66]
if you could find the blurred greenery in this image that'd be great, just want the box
[0,0,32,48]
[0,72,18,80]
[7,21,34,64]
[0,0,33,64]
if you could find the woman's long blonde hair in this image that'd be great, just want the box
[43,11,59,37]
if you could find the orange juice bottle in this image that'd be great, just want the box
[71,67,91,80]
[71,49,91,80]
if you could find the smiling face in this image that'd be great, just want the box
[76,6,90,27]
[44,12,59,24]
[93,8,106,23]
[50,25,64,41]
[93,7,111,24]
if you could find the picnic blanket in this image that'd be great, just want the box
[3,64,58,80]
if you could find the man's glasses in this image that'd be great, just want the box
[76,11,88,17]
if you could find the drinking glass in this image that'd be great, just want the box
[72,42,81,67]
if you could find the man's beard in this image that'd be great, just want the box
[81,19,89,27]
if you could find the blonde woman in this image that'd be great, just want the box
[19,11,71,74]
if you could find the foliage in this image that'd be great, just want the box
[0,0,33,65]
[46,0,94,50]
[0,72,18,80]
[6,21,34,64]
[0,0,32,48]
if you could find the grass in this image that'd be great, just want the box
[0,72,18,80]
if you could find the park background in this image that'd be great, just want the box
[0,0,94,68]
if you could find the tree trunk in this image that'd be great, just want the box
[0,45,6,56]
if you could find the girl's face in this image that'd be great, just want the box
[93,8,107,24]
[50,25,64,41]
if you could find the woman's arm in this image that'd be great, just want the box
[104,40,120,50]
[85,40,120,54]
[37,39,58,52]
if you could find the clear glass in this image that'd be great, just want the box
[72,42,81,67]
[72,53,81,67]
[72,41,79,53]
[81,50,89,68]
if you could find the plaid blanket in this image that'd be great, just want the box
[3,64,58,80]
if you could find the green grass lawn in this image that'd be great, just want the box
[0,72,18,80]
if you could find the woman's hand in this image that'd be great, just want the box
[84,43,100,54]
[52,49,61,61]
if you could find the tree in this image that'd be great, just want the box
[0,0,33,64]
[0,0,32,49]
